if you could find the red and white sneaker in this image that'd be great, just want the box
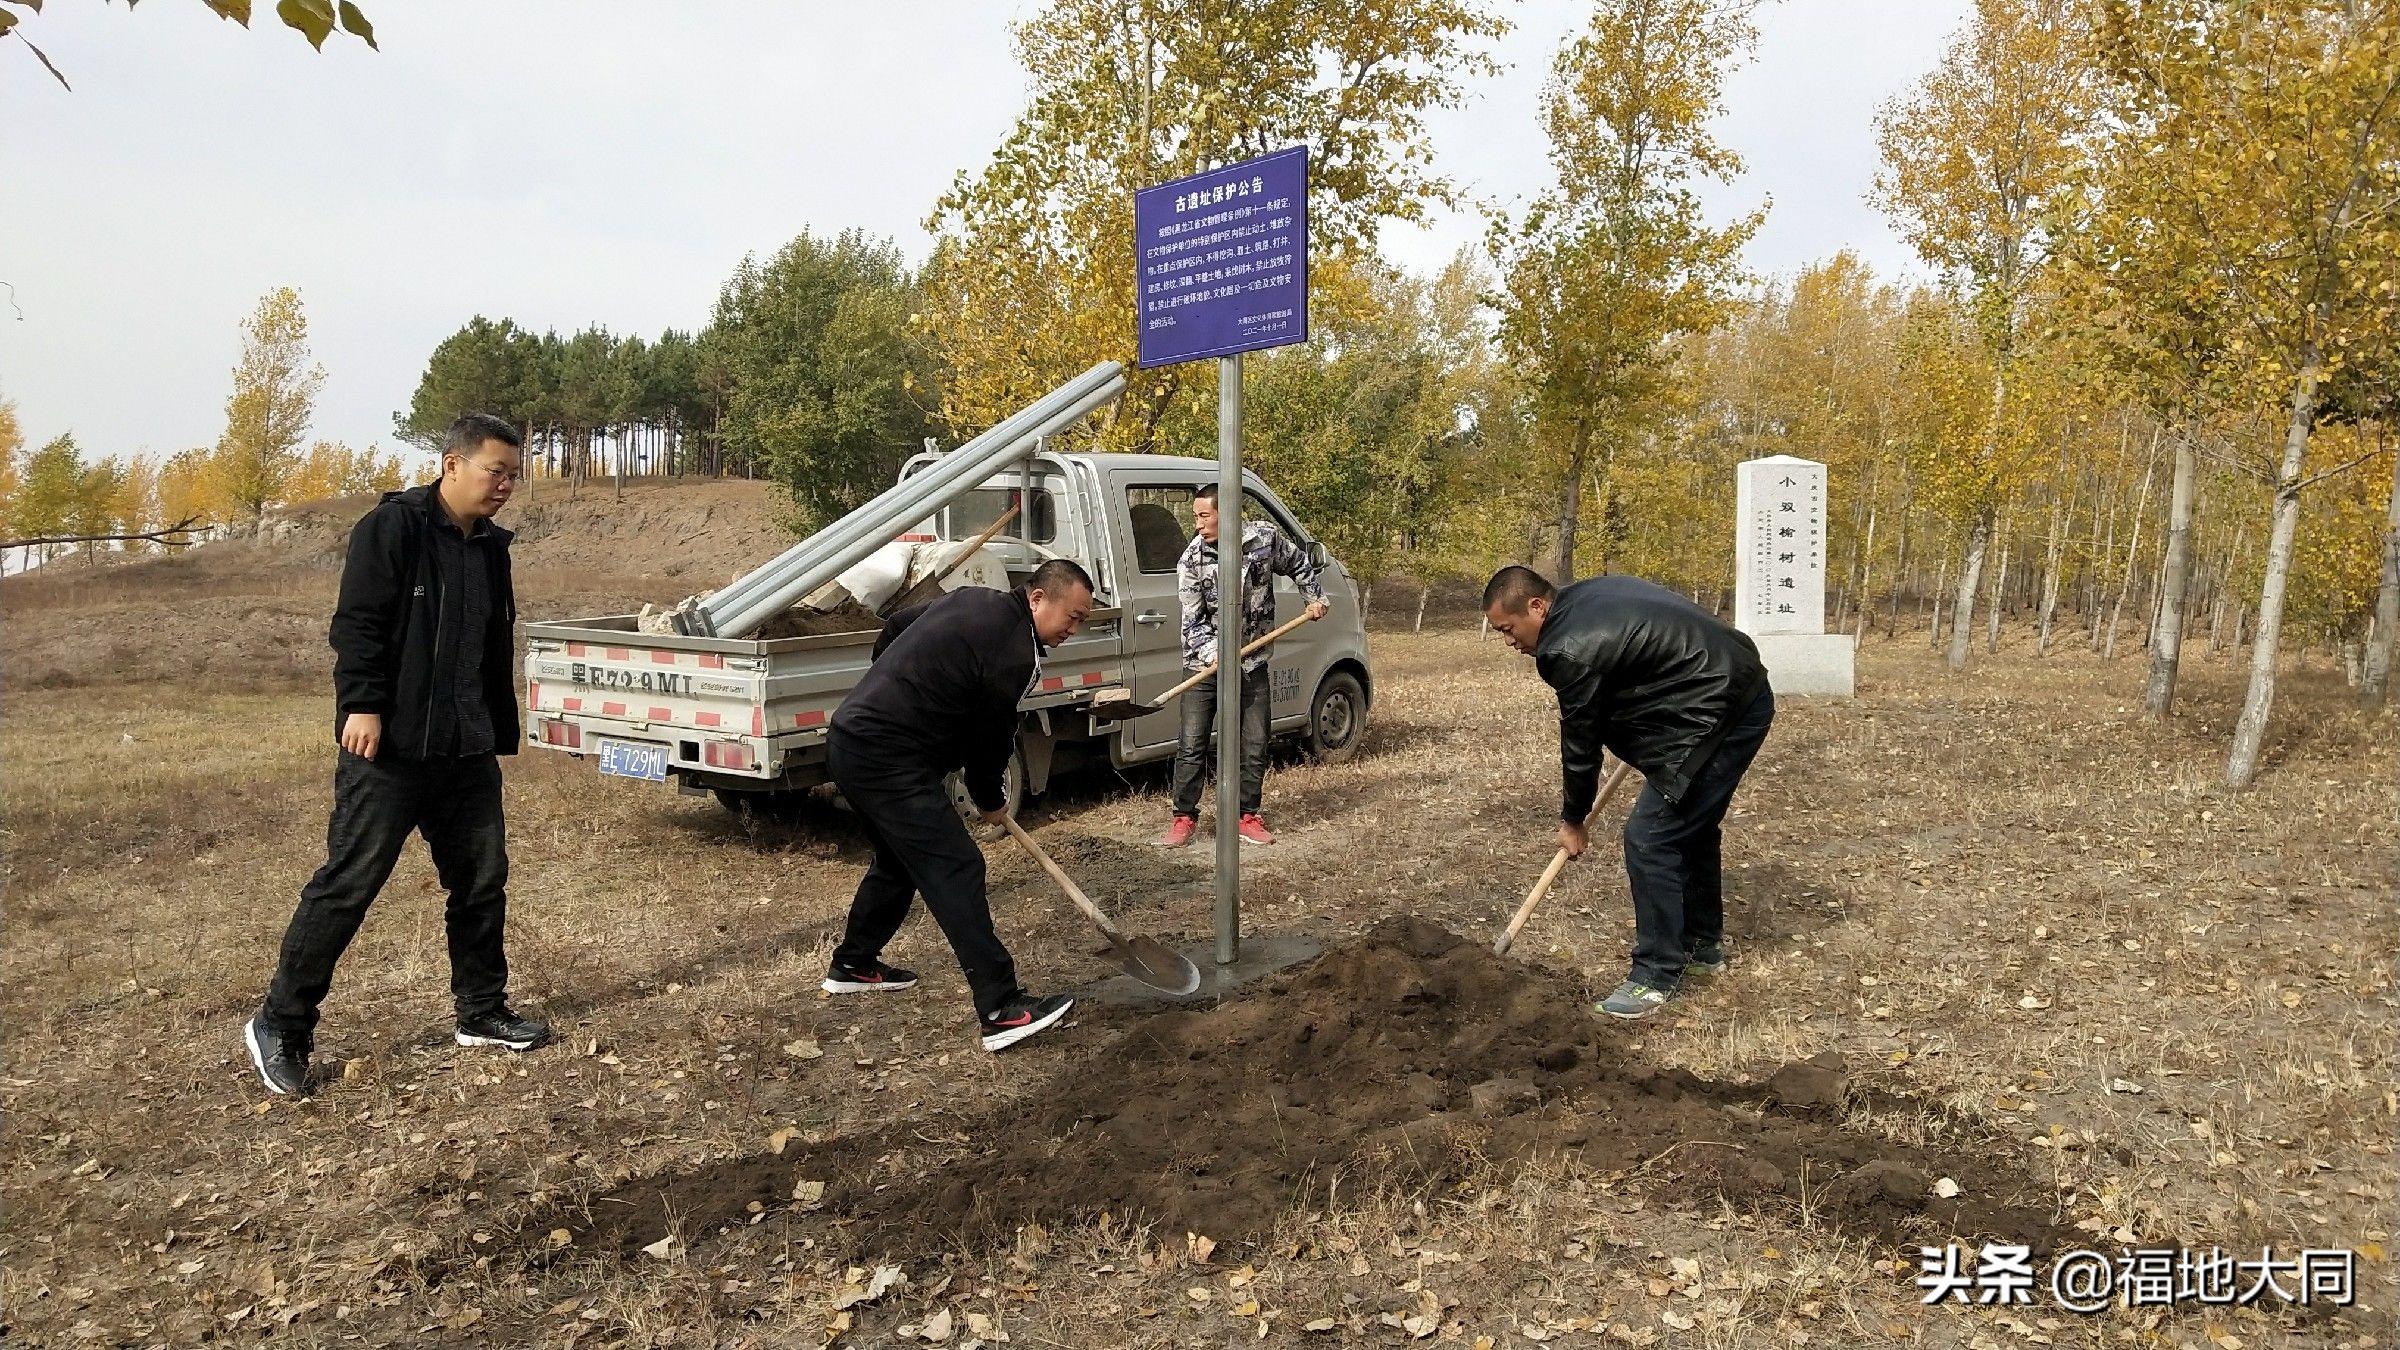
[1160,815,1199,848]
[821,959,919,995]
[1237,814,1276,846]
[978,992,1075,1052]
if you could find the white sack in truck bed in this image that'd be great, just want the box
[635,538,1024,640]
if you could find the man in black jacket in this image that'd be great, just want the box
[244,414,550,1096]
[1483,565,1775,1020]
[824,559,1095,1052]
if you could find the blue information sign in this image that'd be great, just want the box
[1133,145,1308,368]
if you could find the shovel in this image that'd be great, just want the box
[1493,758,1641,956]
[875,502,1022,618]
[1001,816,1204,995]
[1088,612,1315,722]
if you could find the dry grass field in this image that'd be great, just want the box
[3,485,2392,1349]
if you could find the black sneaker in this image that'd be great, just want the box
[821,959,919,995]
[977,992,1074,1053]
[1686,942,1729,975]
[244,1015,312,1097]
[455,1006,551,1051]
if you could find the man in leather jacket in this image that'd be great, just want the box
[1482,565,1776,1019]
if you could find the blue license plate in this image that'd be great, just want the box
[597,738,669,783]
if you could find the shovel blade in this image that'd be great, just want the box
[1087,699,1159,723]
[1118,934,1202,996]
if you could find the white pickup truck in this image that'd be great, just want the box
[518,451,1374,816]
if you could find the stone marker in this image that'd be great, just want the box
[1734,455,1856,697]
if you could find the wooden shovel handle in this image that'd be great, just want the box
[1154,611,1316,704]
[1493,758,1640,955]
[1000,815,1125,940]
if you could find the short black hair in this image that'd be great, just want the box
[1194,483,1219,504]
[445,412,523,457]
[1482,565,1556,613]
[1026,557,1095,596]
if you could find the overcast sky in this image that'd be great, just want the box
[3,0,1968,466]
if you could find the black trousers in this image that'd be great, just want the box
[828,730,1020,1017]
[260,750,510,1037]
[1621,688,1776,990]
[1170,665,1270,817]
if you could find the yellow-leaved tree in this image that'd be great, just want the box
[2090,0,2400,785]
[1875,0,2100,671]
[922,0,1507,451]
[0,395,21,542]
[214,287,324,531]
[1490,0,1762,583]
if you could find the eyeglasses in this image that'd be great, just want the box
[471,461,523,485]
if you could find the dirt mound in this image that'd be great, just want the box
[548,919,2070,1266]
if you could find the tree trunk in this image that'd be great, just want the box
[2228,353,2324,789]
[1928,550,1951,651]
[1986,513,2013,654]
[1948,510,1990,672]
[2090,421,2130,650]
[2105,426,2162,659]
[2361,436,2398,703]
[2038,488,2067,655]
[1854,502,1878,642]
[1553,421,1589,583]
[1415,581,1430,634]
[2140,422,2198,715]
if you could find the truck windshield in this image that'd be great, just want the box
[948,487,1057,544]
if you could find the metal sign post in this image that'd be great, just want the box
[1213,352,1243,964]
[1133,145,1309,973]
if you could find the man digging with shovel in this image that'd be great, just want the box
[821,559,1095,1052]
[1160,484,1329,848]
[1482,566,1775,1020]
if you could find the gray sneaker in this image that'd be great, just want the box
[1685,942,1728,975]
[1597,981,1671,1020]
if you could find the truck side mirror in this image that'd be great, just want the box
[1309,541,1328,569]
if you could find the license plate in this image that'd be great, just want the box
[597,738,669,783]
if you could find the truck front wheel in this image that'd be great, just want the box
[1306,669,1368,765]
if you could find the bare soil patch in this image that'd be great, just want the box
[555,916,2068,1271]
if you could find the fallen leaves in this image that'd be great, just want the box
[833,1264,908,1310]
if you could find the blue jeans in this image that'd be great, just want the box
[1621,688,1775,989]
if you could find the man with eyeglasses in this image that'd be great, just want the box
[245,413,550,1096]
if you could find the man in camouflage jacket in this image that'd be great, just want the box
[1161,484,1328,848]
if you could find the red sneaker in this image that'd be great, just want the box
[1237,814,1276,846]
[1160,815,1198,848]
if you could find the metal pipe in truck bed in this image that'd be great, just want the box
[676,361,1125,637]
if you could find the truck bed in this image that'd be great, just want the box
[520,607,1129,785]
